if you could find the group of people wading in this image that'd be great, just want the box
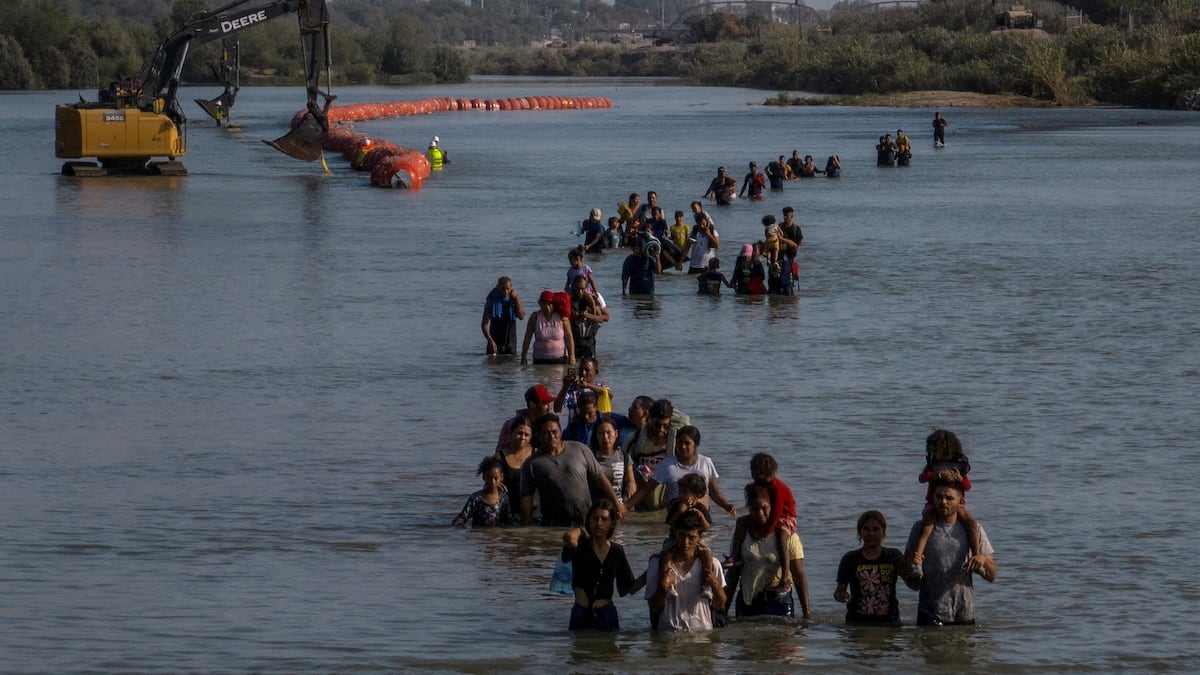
[456,374,997,631]
[876,113,952,166]
[704,150,842,206]
[469,116,993,632]
[479,195,805,363]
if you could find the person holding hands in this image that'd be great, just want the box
[904,478,996,626]
[686,204,721,274]
[835,510,916,624]
[645,510,727,631]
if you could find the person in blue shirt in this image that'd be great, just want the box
[481,277,526,355]
[622,234,662,296]
[581,208,606,253]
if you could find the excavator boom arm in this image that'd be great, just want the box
[139,0,330,129]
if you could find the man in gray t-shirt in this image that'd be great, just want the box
[520,414,625,527]
[904,479,997,626]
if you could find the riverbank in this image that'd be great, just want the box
[769,90,1061,108]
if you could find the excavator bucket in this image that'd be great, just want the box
[263,112,325,162]
[194,97,225,124]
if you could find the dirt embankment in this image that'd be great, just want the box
[800,90,1058,108]
[851,90,1058,108]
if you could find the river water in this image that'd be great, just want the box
[2,80,1199,671]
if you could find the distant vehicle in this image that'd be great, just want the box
[996,3,1036,29]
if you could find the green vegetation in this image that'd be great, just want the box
[733,0,1200,108]
[0,0,477,89]
[2,0,1199,108]
[470,0,1200,108]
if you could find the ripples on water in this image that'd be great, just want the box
[2,84,1199,670]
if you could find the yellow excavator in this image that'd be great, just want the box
[55,0,335,176]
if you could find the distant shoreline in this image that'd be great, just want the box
[772,90,1063,109]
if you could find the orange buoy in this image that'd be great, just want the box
[295,94,612,188]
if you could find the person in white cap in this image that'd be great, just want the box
[427,135,446,170]
[581,208,605,253]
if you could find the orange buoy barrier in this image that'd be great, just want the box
[291,95,612,189]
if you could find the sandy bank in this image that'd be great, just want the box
[778,90,1059,109]
[853,90,1058,108]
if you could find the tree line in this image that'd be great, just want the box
[0,0,684,89]
[3,0,1199,108]
[469,0,1200,108]
[0,0,482,90]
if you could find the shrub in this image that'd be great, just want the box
[907,26,958,63]
[1059,23,1126,70]
[0,34,38,89]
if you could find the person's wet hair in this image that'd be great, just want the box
[930,476,965,495]
[676,425,701,446]
[585,499,618,539]
[857,509,887,535]
[672,509,708,534]
[677,473,707,498]
[649,398,674,421]
[588,415,619,451]
[534,412,561,434]
[630,395,654,413]
[509,415,533,437]
[926,429,964,462]
[743,481,772,506]
[477,455,504,476]
[751,452,779,477]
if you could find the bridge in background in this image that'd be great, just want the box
[638,0,824,40]
[851,0,924,11]
[676,0,824,24]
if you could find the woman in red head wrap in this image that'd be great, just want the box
[521,290,575,366]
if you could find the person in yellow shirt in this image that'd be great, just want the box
[426,136,447,169]
[669,211,692,263]
[895,129,912,166]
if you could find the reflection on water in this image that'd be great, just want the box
[837,624,910,659]
[54,173,185,220]
[722,622,809,665]
[3,86,1200,671]
[764,295,801,324]
[567,632,625,666]
[911,625,993,668]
